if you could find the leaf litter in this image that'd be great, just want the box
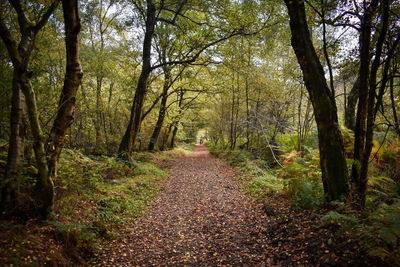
[96,145,373,266]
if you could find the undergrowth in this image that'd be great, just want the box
[209,144,323,210]
[209,136,400,265]
[0,147,186,265]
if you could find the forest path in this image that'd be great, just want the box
[99,145,274,266]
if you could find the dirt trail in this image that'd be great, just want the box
[100,145,274,266]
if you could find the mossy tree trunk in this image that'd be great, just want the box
[1,67,26,213]
[0,0,60,217]
[351,2,376,199]
[284,0,349,201]
[21,68,53,218]
[161,123,173,150]
[344,77,359,131]
[169,123,179,149]
[47,0,83,179]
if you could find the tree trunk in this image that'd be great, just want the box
[47,0,83,179]
[148,69,170,151]
[355,0,389,208]
[245,75,250,149]
[351,2,377,192]
[344,76,359,131]
[245,43,251,149]
[170,123,178,148]
[118,0,156,157]
[297,84,303,151]
[1,70,25,212]
[285,0,349,201]
[20,70,53,218]
[161,123,173,150]
[390,74,400,136]
[233,71,240,149]
[95,77,103,151]
[230,70,235,150]
[0,0,60,218]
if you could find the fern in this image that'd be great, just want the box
[321,211,359,226]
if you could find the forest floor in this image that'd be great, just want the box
[96,145,370,266]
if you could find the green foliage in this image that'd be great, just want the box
[288,179,323,210]
[245,174,284,202]
[49,220,97,246]
[211,146,285,203]
[372,138,400,183]
[278,149,323,209]
[276,132,319,153]
[212,140,324,209]
[340,126,355,157]
[321,200,400,264]
[365,201,400,260]
[321,210,359,226]
[133,162,166,177]
[49,148,175,254]
[228,151,249,166]
[367,175,399,204]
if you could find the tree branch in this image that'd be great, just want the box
[0,16,20,64]
[150,28,249,70]
[33,0,60,33]
[9,0,33,31]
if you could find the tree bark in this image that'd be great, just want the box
[350,1,378,194]
[1,69,25,212]
[285,0,349,201]
[230,70,235,150]
[95,76,103,151]
[356,0,389,208]
[170,123,179,148]
[390,74,400,136]
[20,69,53,218]
[0,0,60,217]
[161,123,173,150]
[118,0,156,157]
[47,0,83,179]
[148,68,171,151]
[345,76,359,131]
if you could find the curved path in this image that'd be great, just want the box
[101,145,273,266]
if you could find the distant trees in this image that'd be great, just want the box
[118,0,272,157]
